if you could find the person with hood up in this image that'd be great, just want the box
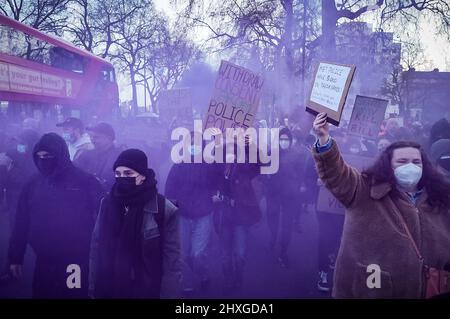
[8,133,104,298]
[89,149,181,299]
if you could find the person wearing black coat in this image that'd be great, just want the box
[8,133,104,298]
[164,147,220,294]
[90,149,181,299]
[213,140,262,291]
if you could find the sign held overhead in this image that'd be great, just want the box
[204,60,264,131]
[348,95,388,140]
[306,61,356,126]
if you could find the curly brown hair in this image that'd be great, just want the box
[362,140,450,209]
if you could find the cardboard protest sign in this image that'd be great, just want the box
[316,187,346,214]
[158,88,193,124]
[306,61,356,126]
[204,60,264,131]
[316,153,373,214]
[348,95,388,140]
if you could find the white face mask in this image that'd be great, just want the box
[280,140,290,150]
[394,163,422,189]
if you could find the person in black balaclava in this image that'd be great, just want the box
[7,133,104,298]
[89,149,181,299]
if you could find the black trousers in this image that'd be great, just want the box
[266,194,297,255]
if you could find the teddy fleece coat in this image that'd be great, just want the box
[312,139,450,298]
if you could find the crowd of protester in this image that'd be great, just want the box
[0,108,449,298]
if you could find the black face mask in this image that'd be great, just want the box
[114,177,138,195]
[439,158,450,173]
[36,158,57,176]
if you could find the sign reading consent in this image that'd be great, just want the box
[306,61,355,126]
[348,95,388,140]
[204,60,264,130]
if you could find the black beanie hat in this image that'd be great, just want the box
[113,149,148,176]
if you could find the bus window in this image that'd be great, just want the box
[101,66,116,82]
[49,47,84,73]
[0,24,85,74]
[0,24,52,64]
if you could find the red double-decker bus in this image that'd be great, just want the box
[0,14,119,125]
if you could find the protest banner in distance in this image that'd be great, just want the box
[306,61,356,126]
[316,153,373,214]
[158,88,193,124]
[204,60,264,131]
[348,95,388,140]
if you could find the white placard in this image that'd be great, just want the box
[310,63,352,112]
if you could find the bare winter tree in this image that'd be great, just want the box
[137,31,200,113]
[105,0,169,116]
[65,0,146,58]
[322,0,450,57]
[178,0,321,118]
[400,39,430,70]
[0,0,69,34]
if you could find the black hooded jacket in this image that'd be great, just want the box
[8,133,104,297]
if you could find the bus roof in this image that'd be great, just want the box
[0,14,113,67]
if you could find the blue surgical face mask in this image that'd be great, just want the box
[394,163,422,189]
[62,132,71,142]
[17,144,27,154]
[279,140,290,150]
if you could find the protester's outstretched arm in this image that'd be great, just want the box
[311,113,367,208]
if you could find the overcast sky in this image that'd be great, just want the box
[120,1,449,104]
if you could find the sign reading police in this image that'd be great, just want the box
[204,60,264,130]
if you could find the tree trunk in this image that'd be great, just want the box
[301,0,308,104]
[130,68,138,116]
[321,0,338,60]
[283,0,295,110]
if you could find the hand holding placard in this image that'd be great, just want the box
[313,112,330,146]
